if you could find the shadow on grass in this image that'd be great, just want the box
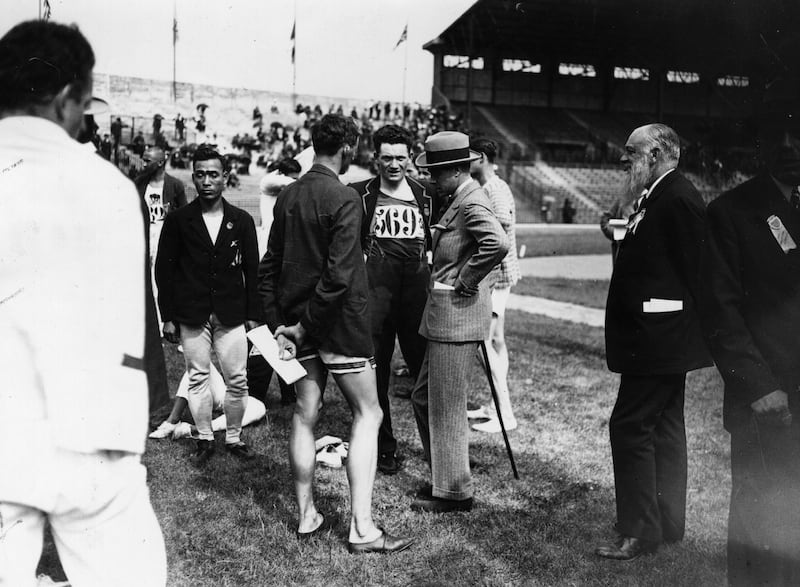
[38,311,728,586]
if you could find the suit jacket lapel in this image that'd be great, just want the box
[643,169,679,208]
[431,181,477,253]
[214,198,234,251]
[408,177,433,247]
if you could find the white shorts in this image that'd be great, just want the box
[491,286,511,318]
[297,349,376,375]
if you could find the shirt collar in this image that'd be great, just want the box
[453,178,472,198]
[644,168,675,198]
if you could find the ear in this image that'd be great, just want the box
[53,84,73,121]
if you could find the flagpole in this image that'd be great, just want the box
[292,0,297,110]
[402,21,409,116]
[172,0,177,102]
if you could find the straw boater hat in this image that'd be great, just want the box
[415,131,482,168]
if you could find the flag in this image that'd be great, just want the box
[393,24,407,50]
[173,17,179,43]
[42,0,51,21]
[290,20,296,64]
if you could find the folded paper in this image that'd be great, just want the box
[246,325,307,384]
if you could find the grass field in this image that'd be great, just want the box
[514,277,610,309]
[39,304,730,586]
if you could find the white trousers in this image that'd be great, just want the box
[0,450,166,587]
[176,364,266,431]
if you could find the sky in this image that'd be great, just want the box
[3,0,475,104]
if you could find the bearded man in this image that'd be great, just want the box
[595,124,711,561]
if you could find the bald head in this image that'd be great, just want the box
[143,147,166,166]
[631,124,681,165]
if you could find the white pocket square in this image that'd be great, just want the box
[643,298,683,313]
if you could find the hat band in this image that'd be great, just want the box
[425,147,471,165]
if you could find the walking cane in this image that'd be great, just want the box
[479,341,519,480]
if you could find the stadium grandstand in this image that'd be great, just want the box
[423,0,800,223]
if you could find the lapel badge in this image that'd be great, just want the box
[626,209,646,236]
[226,221,234,230]
[767,214,797,253]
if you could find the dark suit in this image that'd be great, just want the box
[135,172,187,213]
[412,179,508,500]
[136,171,186,413]
[605,170,711,543]
[155,198,260,327]
[701,174,800,585]
[349,176,433,458]
[136,192,169,413]
[259,164,372,357]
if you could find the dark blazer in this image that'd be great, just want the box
[605,170,712,374]
[419,180,508,343]
[155,198,260,327]
[350,175,435,251]
[701,174,800,430]
[258,164,373,357]
[135,172,188,212]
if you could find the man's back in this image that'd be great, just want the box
[259,164,371,357]
[0,116,147,458]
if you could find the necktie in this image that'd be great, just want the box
[633,189,648,213]
[791,186,800,211]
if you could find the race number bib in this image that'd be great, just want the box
[147,192,165,223]
[372,204,425,239]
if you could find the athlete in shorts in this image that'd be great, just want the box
[258,114,413,554]
[467,138,522,433]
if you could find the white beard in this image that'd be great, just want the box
[623,156,654,200]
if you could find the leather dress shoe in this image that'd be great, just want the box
[411,493,473,513]
[377,452,400,475]
[348,528,415,554]
[189,439,215,467]
[595,535,658,561]
[296,514,335,541]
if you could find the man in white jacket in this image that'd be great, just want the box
[0,20,166,586]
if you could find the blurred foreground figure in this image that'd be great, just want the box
[597,124,711,561]
[701,92,800,586]
[0,20,166,586]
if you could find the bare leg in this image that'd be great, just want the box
[332,367,383,544]
[290,359,326,534]
[477,315,515,420]
[165,397,188,424]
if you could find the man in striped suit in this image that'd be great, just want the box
[410,132,508,513]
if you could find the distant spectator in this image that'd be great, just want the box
[174,112,185,141]
[562,197,576,223]
[99,133,112,160]
[132,130,145,156]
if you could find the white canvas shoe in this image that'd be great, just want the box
[466,404,495,420]
[471,416,517,434]
[148,420,177,439]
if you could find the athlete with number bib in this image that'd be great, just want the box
[349,124,434,475]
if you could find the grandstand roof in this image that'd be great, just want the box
[425,0,800,79]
